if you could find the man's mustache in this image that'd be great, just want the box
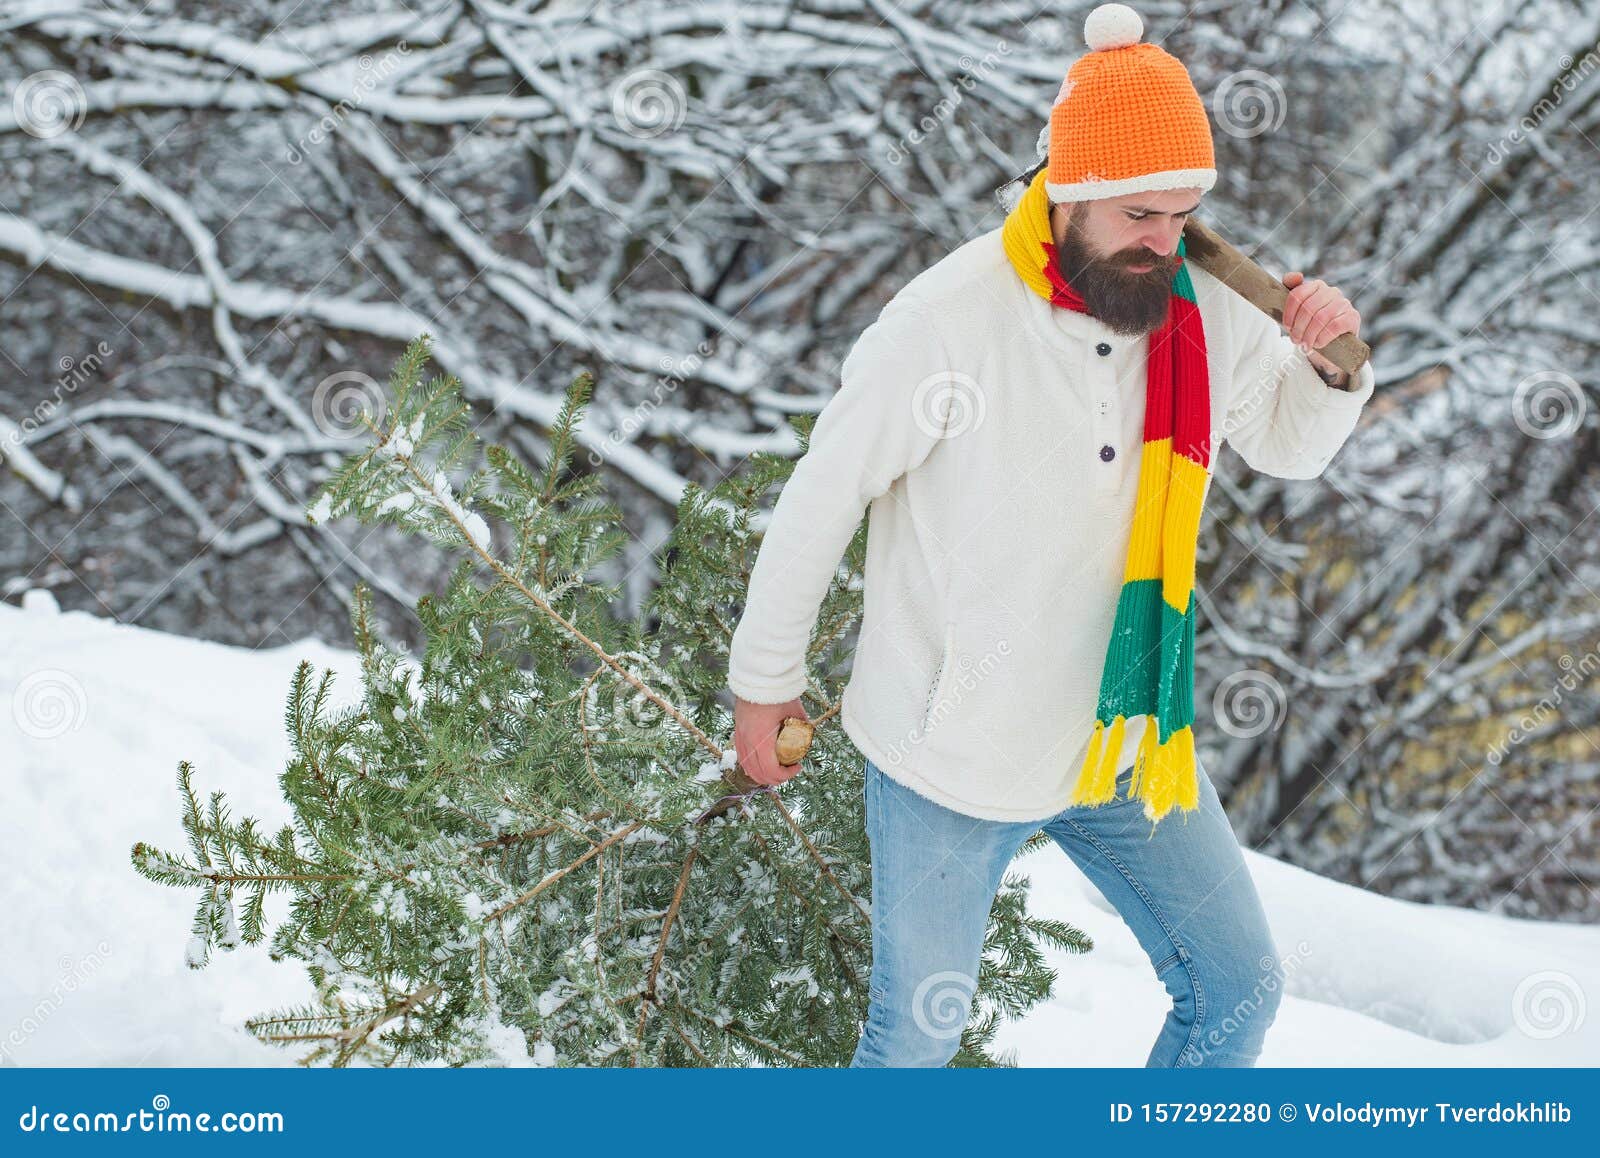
[1113,251,1178,273]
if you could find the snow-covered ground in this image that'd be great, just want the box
[2,595,1596,1067]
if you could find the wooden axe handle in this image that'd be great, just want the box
[1181,217,1371,376]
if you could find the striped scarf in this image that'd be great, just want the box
[1000,168,1210,826]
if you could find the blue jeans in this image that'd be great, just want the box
[849,755,1284,1067]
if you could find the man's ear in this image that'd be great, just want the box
[1048,201,1071,244]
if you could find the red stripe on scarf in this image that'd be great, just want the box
[1145,313,1175,446]
[1169,296,1211,468]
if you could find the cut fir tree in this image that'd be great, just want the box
[130,334,1090,1067]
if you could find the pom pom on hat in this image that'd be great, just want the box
[1040,2,1216,202]
[1084,3,1144,51]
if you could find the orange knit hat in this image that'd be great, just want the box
[1045,3,1216,203]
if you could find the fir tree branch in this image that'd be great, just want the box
[481,820,646,924]
[357,385,753,794]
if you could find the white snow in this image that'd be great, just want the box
[464,1000,544,1068]
[773,964,820,998]
[999,845,1599,1066]
[376,413,425,462]
[20,587,60,614]
[423,468,491,554]
[304,492,335,526]
[1,597,1596,1066]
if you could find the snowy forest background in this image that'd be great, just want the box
[1,0,1598,925]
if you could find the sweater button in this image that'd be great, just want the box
[1099,444,1116,462]
[1096,342,1112,356]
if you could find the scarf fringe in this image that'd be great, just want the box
[1067,714,1123,806]
[1068,715,1199,822]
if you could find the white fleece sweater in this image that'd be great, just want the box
[727,225,1375,822]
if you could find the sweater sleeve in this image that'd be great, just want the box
[727,293,951,704]
[1218,288,1376,481]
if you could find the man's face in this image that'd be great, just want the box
[1050,188,1201,337]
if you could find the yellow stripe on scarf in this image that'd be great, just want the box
[1000,170,1059,301]
[1161,451,1208,613]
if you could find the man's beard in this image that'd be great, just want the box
[1054,206,1180,337]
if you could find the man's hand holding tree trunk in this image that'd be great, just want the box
[733,696,810,786]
